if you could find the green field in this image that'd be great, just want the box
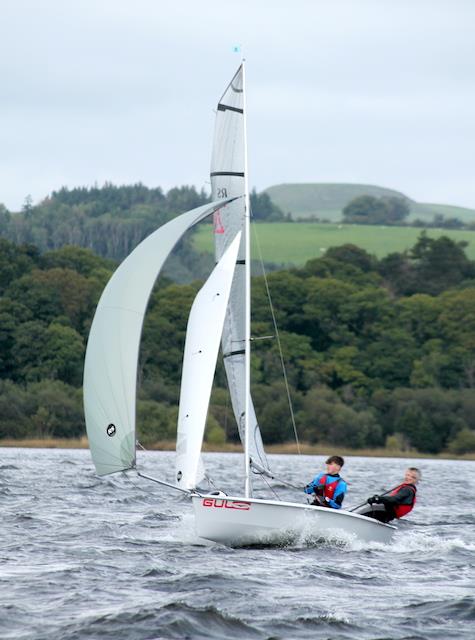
[193,222,475,265]
[264,183,475,224]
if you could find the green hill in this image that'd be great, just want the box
[410,202,475,223]
[264,183,475,224]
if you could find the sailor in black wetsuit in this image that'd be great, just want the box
[357,467,420,523]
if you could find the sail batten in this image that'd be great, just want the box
[84,198,238,476]
[210,171,245,177]
[217,104,244,114]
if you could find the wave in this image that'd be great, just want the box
[141,512,182,523]
[388,530,475,554]
[405,596,475,622]
[0,464,20,471]
[56,601,263,640]
[345,529,475,553]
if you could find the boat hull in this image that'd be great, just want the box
[192,494,396,546]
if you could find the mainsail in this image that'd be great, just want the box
[175,232,241,490]
[210,65,270,474]
[84,199,237,476]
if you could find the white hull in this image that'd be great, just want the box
[192,494,396,546]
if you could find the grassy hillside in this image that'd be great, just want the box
[264,183,475,224]
[193,222,475,265]
[411,202,475,223]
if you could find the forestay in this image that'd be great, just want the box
[210,65,270,475]
[84,199,236,476]
[175,232,242,490]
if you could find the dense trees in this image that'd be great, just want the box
[343,195,410,225]
[1,226,475,453]
[0,184,211,283]
[250,189,286,221]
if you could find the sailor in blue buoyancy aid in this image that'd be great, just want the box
[304,455,347,509]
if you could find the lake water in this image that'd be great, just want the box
[1,449,474,640]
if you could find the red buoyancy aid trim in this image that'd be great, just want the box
[390,483,417,518]
[318,474,341,500]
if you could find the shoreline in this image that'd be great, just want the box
[1,437,474,461]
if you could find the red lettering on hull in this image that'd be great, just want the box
[202,498,251,511]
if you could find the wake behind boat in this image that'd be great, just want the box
[83,62,396,547]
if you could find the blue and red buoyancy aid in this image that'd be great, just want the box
[305,472,347,508]
[318,474,341,500]
[390,483,417,518]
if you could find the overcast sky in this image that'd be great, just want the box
[1,0,474,212]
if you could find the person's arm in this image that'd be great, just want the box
[324,480,346,509]
[379,486,413,506]
[324,495,343,509]
[304,473,323,494]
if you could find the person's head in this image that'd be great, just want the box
[404,467,421,484]
[325,455,344,474]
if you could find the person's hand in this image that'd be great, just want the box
[367,495,380,504]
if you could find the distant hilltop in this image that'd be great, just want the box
[264,183,475,224]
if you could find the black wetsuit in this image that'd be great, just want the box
[368,484,416,523]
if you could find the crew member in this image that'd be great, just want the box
[362,467,420,523]
[304,455,347,509]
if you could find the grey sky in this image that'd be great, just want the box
[1,0,474,211]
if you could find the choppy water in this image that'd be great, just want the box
[1,449,474,640]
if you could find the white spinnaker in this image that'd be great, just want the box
[210,65,270,473]
[84,199,237,476]
[175,232,241,490]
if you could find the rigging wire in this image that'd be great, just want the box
[253,469,281,501]
[251,216,302,455]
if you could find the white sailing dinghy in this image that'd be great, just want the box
[84,63,395,546]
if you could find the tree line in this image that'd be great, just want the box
[0,184,285,284]
[0,228,474,454]
[342,194,475,230]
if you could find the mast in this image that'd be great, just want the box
[242,60,252,498]
[210,61,271,493]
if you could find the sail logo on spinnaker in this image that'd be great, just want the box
[202,498,250,510]
[106,424,116,437]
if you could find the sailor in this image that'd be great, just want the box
[363,467,420,523]
[304,455,347,509]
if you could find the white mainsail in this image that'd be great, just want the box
[210,65,270,474]
[84,199,237,476]
[175,232,242,491]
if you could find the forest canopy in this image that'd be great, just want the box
[0,184,285,283]
[0,219,474,454]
